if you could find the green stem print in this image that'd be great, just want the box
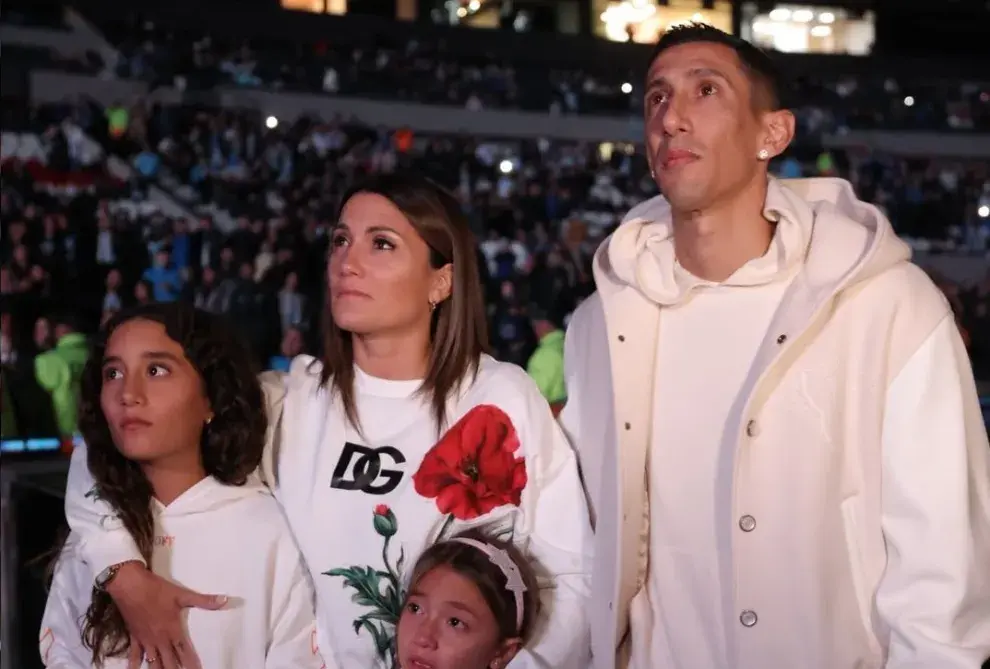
[324,505,405,665]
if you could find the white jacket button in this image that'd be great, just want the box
[740,610,758,627]
[745,419,759,437]
[738,515,756,532]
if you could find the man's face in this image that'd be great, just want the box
[644,41,768,213]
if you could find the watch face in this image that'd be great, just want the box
[96,566,115,586]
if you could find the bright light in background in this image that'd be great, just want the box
[792,9,814,22]
[468,0,480,10]
[768,8,790,21]
[818,11,835,23]
[752,19,770,33]
[456,6,467,17]
[978,205,990,218]
[904,96,915,107]
[621,82,633,94]
[600,0,656,42]
[498,159,514,174]
[810,25,831,37]
[265,116,278,129]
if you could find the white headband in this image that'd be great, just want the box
[448,537,528,634]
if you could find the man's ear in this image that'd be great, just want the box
[760,108,796,160]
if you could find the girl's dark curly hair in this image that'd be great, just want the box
[76,302,267,666]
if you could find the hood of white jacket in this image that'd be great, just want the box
[595,177,912,305]
[151,475,271,518]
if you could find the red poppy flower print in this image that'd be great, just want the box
[413,405,528,521]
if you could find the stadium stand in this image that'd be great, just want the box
[0,1,988,666]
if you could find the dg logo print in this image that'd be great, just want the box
[330,442,407,495]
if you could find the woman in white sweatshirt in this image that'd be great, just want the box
[62,173,593,669]
[41,303,324,668]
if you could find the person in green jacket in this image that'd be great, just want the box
[34,313,89,438]
[0,366,17,438]
[526,304,566,411]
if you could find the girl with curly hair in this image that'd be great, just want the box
[40,303,324,668]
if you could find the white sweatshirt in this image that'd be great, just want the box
[63,355,594,669]
[627,210,804,668]
[41,476,326,669]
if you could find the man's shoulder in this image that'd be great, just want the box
[566,293,607,349]
[569,292,605,330]
[840,260,954,377]
[845,260,951,331]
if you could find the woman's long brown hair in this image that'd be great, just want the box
[321,172,489,432]
[74,303,267,666]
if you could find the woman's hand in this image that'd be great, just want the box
[106,562,228,669]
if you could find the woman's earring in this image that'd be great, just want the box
[758,148,770,160]
[205,414,214,426]
[429,300,437,313]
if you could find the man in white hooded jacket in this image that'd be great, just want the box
[559,23,990,669]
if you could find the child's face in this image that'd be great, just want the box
[397,565,518,669]
[100,319,212,469]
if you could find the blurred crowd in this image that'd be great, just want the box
[93,15,990,133]
[3,96,989,442]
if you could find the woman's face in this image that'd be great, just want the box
[100,319,212,466]
[397,566,517,669]
[134,282,149,302]
[328,193,450,337]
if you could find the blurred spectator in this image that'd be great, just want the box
[0,364,16,438]
[961,271,990,380]
[269,325,305,373]
[133,279,154,306]
[101,268,125,319]
[106,101,129,140]
[142,248,183,302]
[526,304,566,412]
[33,312,88,438]
[277,271,307,336]
[34,316,54,352]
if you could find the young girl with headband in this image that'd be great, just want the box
[396,531,541,669]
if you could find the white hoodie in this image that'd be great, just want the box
[40,476,326,669]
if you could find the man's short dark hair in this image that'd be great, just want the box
[649,23,786,112]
